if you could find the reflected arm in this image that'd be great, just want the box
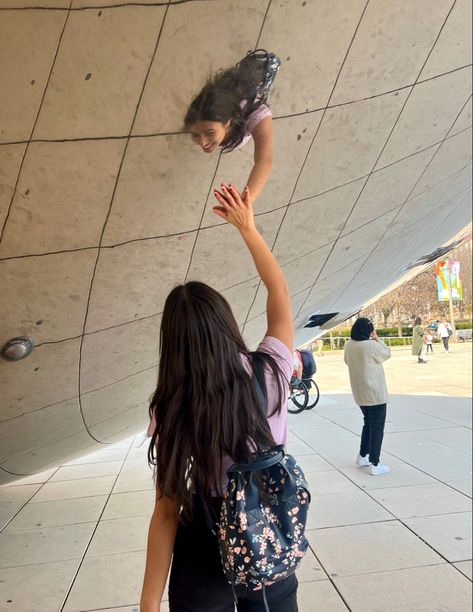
[245,116,273,202]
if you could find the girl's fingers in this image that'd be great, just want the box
[212,206,228,219]
[213,190,231,208]
[220,184,237,208]
[227,184,243,205]
[242,186,250,207]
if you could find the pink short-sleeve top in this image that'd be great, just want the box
[236,103,272,149]
[147,335,292,493]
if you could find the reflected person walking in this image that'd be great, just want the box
[437,317,453,354]
[412,317,427,364]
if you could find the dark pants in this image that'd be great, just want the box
[426,343,433,353]
[442,336,450,351]
[359,404,387,466]
[169,498,298,612]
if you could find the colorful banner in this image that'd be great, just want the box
[435,260,463,302]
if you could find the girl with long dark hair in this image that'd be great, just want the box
[184,51,281,202]
[140,184,297,611]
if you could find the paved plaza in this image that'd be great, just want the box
[0,344,471,611]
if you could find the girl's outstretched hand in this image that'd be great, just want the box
[213,184,255,232]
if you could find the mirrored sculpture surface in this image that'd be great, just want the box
[0,0,471,481]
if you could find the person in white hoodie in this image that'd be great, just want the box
[437,318,452,353]
[344,318,392,476]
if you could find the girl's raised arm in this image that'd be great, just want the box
[213,184,293,351]
[245,116,273,202]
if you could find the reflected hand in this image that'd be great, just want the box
[212,183,255,232]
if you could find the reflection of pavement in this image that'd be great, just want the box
[0,345,471,611]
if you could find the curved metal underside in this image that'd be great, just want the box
[0,0,471,481]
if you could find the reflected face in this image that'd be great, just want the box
[188,120,231,153]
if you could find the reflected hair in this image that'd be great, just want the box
[184,59,267,153]
[147,281,286,522]
[414,317,422,325]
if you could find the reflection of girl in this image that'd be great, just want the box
[141,185,298,612]
[344,318,391,476]
[184,51,281,202]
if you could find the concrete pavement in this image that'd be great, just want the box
[0,344,471,611]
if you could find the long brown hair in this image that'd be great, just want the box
[148,281,285,521]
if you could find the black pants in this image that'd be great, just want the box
[442,336,450,351]
[426,343,433,353]
[359,404,387,466]
[169,499,298,612]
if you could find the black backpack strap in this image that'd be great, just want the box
[229,445,285,473]
[251,354,267,414]
[200,356,266,534]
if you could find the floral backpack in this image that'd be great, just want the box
[236,49,282,107]
[216,359,311,611]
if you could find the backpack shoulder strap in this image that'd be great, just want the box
[251,354,267,414]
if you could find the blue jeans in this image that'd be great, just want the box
[359,404,387,466]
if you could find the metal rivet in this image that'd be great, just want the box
[1,337,34,361]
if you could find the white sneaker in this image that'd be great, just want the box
[370,462,390,476]
[356,454,371,467]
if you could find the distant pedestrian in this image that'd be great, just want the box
[437,317,452,353]
[344,318,392,476]
[425,331,434,354]
[316,338,324,357]
[412,317,427,363]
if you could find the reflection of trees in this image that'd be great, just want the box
[396,271,438,323]
[361,239,472,327]
[377,296,396,327]
[456,240,472,322]
[363,270,438,326]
